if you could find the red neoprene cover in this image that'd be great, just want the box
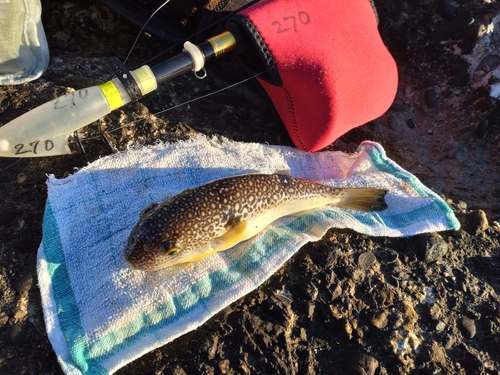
[239,0,398,151]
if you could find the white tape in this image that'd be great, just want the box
[183,41,205,72]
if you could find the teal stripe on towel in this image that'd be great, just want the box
[43,201,109,375]
[364,143,459,230]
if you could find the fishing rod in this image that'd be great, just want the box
[0,0,263,158]
[0,0,400,157]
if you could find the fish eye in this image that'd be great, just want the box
[165,248,179,256]
[160,239,179,256]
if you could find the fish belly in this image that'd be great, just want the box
[210,195,339,252]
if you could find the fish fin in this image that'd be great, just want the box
[140,203,160,218]
[275,170,292,176]
[210,221,249,252]
[336,188,388,211]
[240,169,264,175]
[231,169,291,177]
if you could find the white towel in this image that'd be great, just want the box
[37,136,459,374]
[0,0,49,85]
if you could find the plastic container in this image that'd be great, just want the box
[0,65,157,157]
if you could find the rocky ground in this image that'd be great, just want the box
[1,0,500,374]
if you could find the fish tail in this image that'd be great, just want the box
[336,188,388,211]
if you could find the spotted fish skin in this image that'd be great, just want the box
[125,174,387,271]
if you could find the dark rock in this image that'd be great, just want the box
[132,102,149,117]
[341,353,379,375]
[388,114,402,131]
[416,233,448,262]
[475,121,488,138]
[358,252,377,270]
[474,89,493,111]
[390,102,408,112]
[444,334,455,349]
[475,55,500,72]
[213,118,226,130]
[215,93,248,107]
[486,104,500,127]
[3,324,26,345]
[455,8,475,30]
[13,269,34,293]
[386,275,399,288]
[424,76,439,87]
[0,209,17,226]
[382,0,403,21]
[196,363,214,374]
[56,75,97,89]
[457,210,489,235]
[0,173,11,183]
[460,316,476,338]
[424,88,438,108]
[446,8,476,39]
[449,56,470,86]
[437,0,458,19]
[456,344,485,373]
[12,231,38,254]
[196,100,222,115]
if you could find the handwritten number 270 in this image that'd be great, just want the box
[272,12,310,34]
[14,140,55,155]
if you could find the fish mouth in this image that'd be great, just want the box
[130,262,162,272]
[124,248,142,269]
[126,260,141,270]
[125,257,153,271]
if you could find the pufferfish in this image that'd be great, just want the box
[125,173,388,271]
